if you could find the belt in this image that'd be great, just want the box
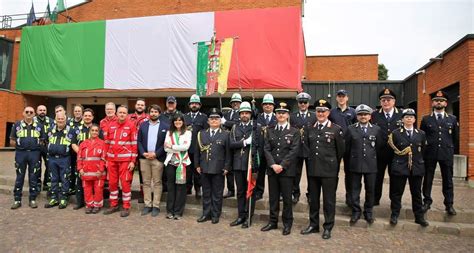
[49,154,69,159]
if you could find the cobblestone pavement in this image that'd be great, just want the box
[1,194,474,252]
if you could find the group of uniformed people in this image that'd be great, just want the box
[9,88,459,239]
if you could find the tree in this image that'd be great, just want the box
[378,64,389,80]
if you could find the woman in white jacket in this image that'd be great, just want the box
[164,113,192,219]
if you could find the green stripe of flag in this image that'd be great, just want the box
[196,41,208,96]
[16,21,106,91]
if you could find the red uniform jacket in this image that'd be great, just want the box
[77,138,106,180]
[105,119,138,162]
[128,112,149,130]
[100,115,118,140]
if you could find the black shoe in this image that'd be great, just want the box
[166,213,174,219]
[212,217,219,224]
[44,199,59,208]
[242,221,249,229]
[292,195,299,204]
[422,203,431,213]
[91,207,101,214]
[282,226,291,236]
[365,215,375,224]
[415,218,429,227]
[120,208,130,217]
[103,206,120,215]
[11,201,21,209]
[350,213,360,224]
[230,217,246,227]
[390,214,398,225]
[261,223,277,232]
[142,207,152,216]
[174,215,182,220]
[300,225,319,235]
[223,191,234,199]
[446,206,457,216]
[73,204,84,210]
[197,215,211,223]
[29,200,38,209]
[151,207,160,217]
[85,207,93,214]
[322,229,331,240]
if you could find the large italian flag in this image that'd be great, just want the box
[16,7,304,92]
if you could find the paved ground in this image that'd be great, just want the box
[1,194,474,252]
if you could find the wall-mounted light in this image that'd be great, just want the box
[416,69,426,94]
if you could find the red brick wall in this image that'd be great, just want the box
[0,91,25,147]
[305,55,379,81]
[417,39,474,180]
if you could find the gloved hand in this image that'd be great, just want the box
[221,117,227,125]
[244,136,252,146]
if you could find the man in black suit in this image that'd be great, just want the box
[388,108,429,227]
[229,101,263,228]
[421,90,459,216]
[184,94,209,198]
[254,94,277,200]
[221,93,242,198]
[290,92,317,204]
[345,104,384,225]
[195,108,231,224]
[137,104,169,217]
[371,88,403,205]
[261,102,300,236]
[300,99,344,240]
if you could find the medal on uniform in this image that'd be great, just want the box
[449,129,452,134]
[418,146,421,152]
[371,141,375,147]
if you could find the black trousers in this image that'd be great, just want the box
[390,174,423,219]
[234,170,256,219]
[37,149,50,189]
[423,159,454,207]
[268,174,293,228]
[14,150,40,201]
[375,148,393,203]
[351,172,376,216]
[166,164,187,216]
[186,153,201,193]
[225,170,235,193]
[308,176,338,231]
[201,172,224,218]
[343,155,352,204]
[255,156,267,197]
[293,157,309,198]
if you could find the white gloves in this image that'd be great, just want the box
[244,136,252,146]
[221,117,227,124]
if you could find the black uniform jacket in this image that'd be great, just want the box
[290,111,317,158]
[388,128,426,176]
[420,112,459,162]
[344,122,384,173]
[229,121,262,172]
[195,128,231,174]
[263,124,300,177]
[184,111,209,154]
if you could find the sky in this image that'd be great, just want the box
[1,0,473,80]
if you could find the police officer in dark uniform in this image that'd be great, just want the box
[301,99,344,240]
[34,105,53,192]
[290,92,316,204]
[388,108,429,227]
[371,88,403,205]
[10,106,46,209]
[229,102,262,228]
[221,93,242,198]
[328,89,357,207]
[254,94,277,200]
[195,108,231,224]
[261,102,300,236]
[44,112,77,209]
[345,104,383,225]
[421,90,459,216]
[184,94,209,199]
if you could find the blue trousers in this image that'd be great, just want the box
[48,156,71,201]
[14,150,41,201]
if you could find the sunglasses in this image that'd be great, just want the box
[298,101,308,104]
[25,111,34,114]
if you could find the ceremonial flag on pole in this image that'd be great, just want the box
[57,0,66,12]
[26,3,36,26]
[50,6,58,23]
[246,147,257,199]
[196,42,208,96]
[38,1,51,25]
[217,38,233,94]
[206,34,220,96]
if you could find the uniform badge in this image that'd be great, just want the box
[16,126,20,131]
[36,127,41,132]
[418,146,421,152]
[68,134,73,139]
[449,129,452,134]
[371,141,375,147]
[97,150,102,154]
[76,130,80,134]
[123,133,128,137]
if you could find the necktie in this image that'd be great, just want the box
[407,130,412,139]
[362,126,367,134]
[318,124,323,130]
[386,113,391,121]
[192,113,196,120]
[279,126,283,132]
[211,130,216,138]
[230,110,234,120]
[265,114,270,125]
[302,113,306,120]
[437,113,443,122]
